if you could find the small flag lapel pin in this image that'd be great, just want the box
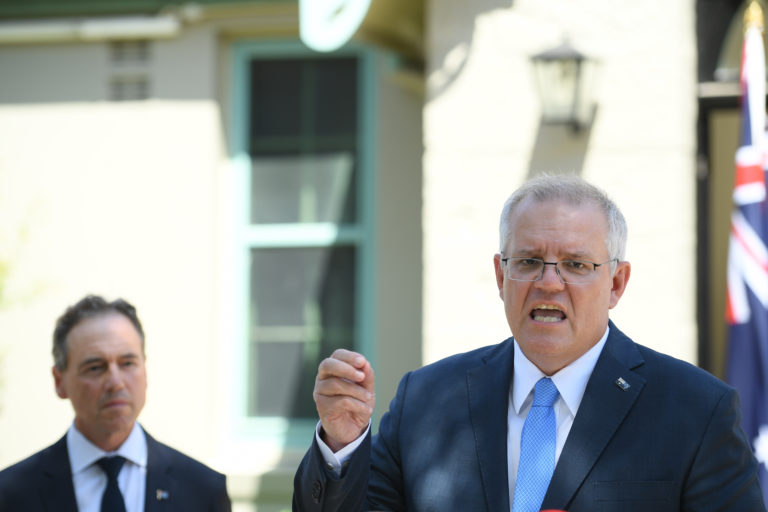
[614,377,630,391]
[156,489,170,501]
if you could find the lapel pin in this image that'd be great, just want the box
[156,489,170,501]
[614,377,630,391]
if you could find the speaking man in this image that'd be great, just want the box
[293,175,764,511]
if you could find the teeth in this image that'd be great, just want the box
[532,304,564,323]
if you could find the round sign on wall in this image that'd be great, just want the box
[299,0,371,52]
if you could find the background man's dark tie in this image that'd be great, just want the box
[97,456,127,512]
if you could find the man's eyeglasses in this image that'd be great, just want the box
[500,257,617,285]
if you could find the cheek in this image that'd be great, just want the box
[502,286,530,325]
[132,372,148,393]
[502,282,526,303]
[574,285,611,317]
[70,383,99,408]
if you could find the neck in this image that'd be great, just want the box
[74,420,134,452]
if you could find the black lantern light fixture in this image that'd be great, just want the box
[531,39,596,132]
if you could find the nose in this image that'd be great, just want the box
[536,262,565,289]
[104,363,126,391]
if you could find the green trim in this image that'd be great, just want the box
[358,47,377,372]
[0,0,292,19]
[250,134,356,153]
[243,223,363,247]
[230,41,251,442]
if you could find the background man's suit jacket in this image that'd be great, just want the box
[294,322,765,511]
[0,429,231,511]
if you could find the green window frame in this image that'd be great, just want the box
[229,41,376,446]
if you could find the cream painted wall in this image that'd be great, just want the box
[0,28,231,474]
[371,54,424,420]
[423,0,697,364]
[0,100,229,467]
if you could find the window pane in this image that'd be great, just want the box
[314,58,357,136]
[250,60,302,139]
[249,57,357,142]
[250,152,355,224]
[248,246,356,418]
[248,57,358,224]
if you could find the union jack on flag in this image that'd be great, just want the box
[726,3,768,506]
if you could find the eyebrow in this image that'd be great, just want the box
[510,249,595,260]
[76,353,139,370]
[77,357,105,371]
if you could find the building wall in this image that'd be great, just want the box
[0,32,228,468]
[423,0,698,364]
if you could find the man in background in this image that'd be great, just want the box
[0,294,231,511]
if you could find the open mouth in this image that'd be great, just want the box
[531,304,566,323]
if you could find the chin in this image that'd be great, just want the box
[104,415,135,430]
[521,336,572,360]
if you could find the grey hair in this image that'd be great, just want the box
[499,174,627,263]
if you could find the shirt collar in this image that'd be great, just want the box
[66,421,148,475]
[512,325,610,416]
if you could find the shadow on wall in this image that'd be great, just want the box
[526,106,598,178]
[427,0,515,100]
[427,0,598,177]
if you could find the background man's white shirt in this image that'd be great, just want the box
[67,422,148,512]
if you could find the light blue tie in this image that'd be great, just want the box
[512,377,559,512]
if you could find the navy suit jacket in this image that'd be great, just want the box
[0,428,231,511]
[293,322,765,511]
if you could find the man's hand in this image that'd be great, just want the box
[313,349,375,452]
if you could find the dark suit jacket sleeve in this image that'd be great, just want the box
[683,387,764,511]
[292,430,371,512]
[0,436,77,512]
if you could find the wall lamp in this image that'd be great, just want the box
[531,39,597,132]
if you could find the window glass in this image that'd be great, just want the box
[247,246,356,417]
[250,152,355,224]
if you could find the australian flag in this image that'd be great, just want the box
[726,4,768,505]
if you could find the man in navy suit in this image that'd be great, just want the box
[293,175,765,511]
[0,295,231,511]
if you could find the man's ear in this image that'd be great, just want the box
[53,366,68,399]
[494,254,505,299]
[608,261,631,309]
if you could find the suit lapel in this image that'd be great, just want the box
[144,432,173,512]
[541,323,646,510]
[467,338,515,512]
[40,436,78,512]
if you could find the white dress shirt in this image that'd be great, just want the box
[507,327,609,507]
[315,421,371,474]
[317,326,610,510]
[67,421,148,512]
